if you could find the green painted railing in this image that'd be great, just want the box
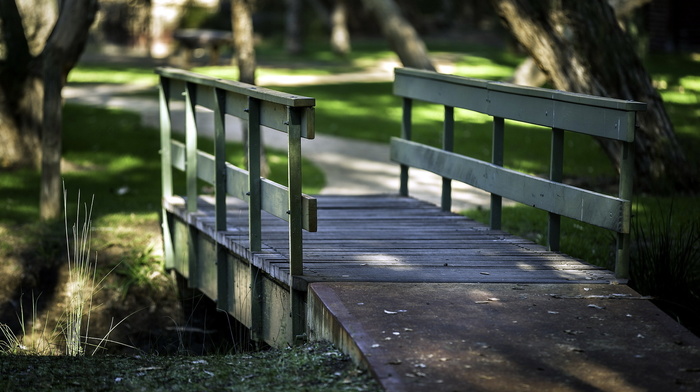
[391,67,646,280]
[156,67,317,337]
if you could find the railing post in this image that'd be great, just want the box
[159,76,175,270]
[247,97,262,252]
[214,88,227,232]
[214,87,230,312]
[442,106,454,212]
[616,139,635,280]
[287,106,305,342]
[400,98,412,197]
[548,128,564,251]
[185,82,198,213]
[490,116,504,230]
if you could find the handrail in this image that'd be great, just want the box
[156,67,317,327]
[392,68,646,280]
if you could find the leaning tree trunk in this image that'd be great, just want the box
[1,0,97,220]
[510,0,653,87]
[492,0,691,193]
[39,0,98,221]
[361,0,435,70]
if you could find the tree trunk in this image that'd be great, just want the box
[39,0,98,220]
[361,0,435,70]
[231,0,269,177]
[232,0,257,85]
[330,0,351,57]
[0,75,43,169]
[285,0,303,55]
[492,0,691,192]
[510,0,653,87]
[0,0,43,169]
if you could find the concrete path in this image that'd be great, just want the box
[64,76,494,211]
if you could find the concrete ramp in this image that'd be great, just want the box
[308,282,700,392]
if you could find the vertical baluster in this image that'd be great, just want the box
[548,128,564,251]
[159,77,175,270]
[287,107,303,276]
[490,117,504,230]
[442,106,454,212]
[214,87,229,311]
[185,82,198,213]
[184,82,200,287]
[616,140,634,280]
[247,97,262,252]
[214,88,227,232]
[400,98,412,197]
[287,106,305,342]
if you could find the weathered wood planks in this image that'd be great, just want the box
[164,194,618,292]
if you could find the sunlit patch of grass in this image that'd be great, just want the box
[68,66,158,85]
[660,90,699,104]
[680,76,700,92]
[452,56,519,80]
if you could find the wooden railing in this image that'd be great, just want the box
[391,67,646,279]
[156,67,317,312]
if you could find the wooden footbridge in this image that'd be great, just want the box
[156,67,700,391]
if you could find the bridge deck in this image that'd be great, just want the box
[164,194,700,391]
[164,194,617,289]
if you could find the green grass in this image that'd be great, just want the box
[0,341,381,392]
[0,104,324,226]
[464,196,700,269]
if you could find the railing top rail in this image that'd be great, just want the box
[395,67,646,112]
[156,66,315,108]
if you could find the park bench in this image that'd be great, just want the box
[156,66,646,347]
[172,29,233,65]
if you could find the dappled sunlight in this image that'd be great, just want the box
[680,76,700,92]
[451,55,519,80]
[661,90,699,104]
[107,155,146,172]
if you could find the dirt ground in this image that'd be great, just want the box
[0,220,245,356]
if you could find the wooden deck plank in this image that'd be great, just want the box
[164,194,619,289]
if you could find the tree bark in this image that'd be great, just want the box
[330,0,351,57]
[492,0,691,192]
[232,0,257,85]
[510,0,653,87]
[1,0,97,219]
[39,0,98,220]
[231,0,269,177]
[285,0,303,55]
[361,0,435,70]
[0,0,43,169]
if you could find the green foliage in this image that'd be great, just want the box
[630,202,700,332]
